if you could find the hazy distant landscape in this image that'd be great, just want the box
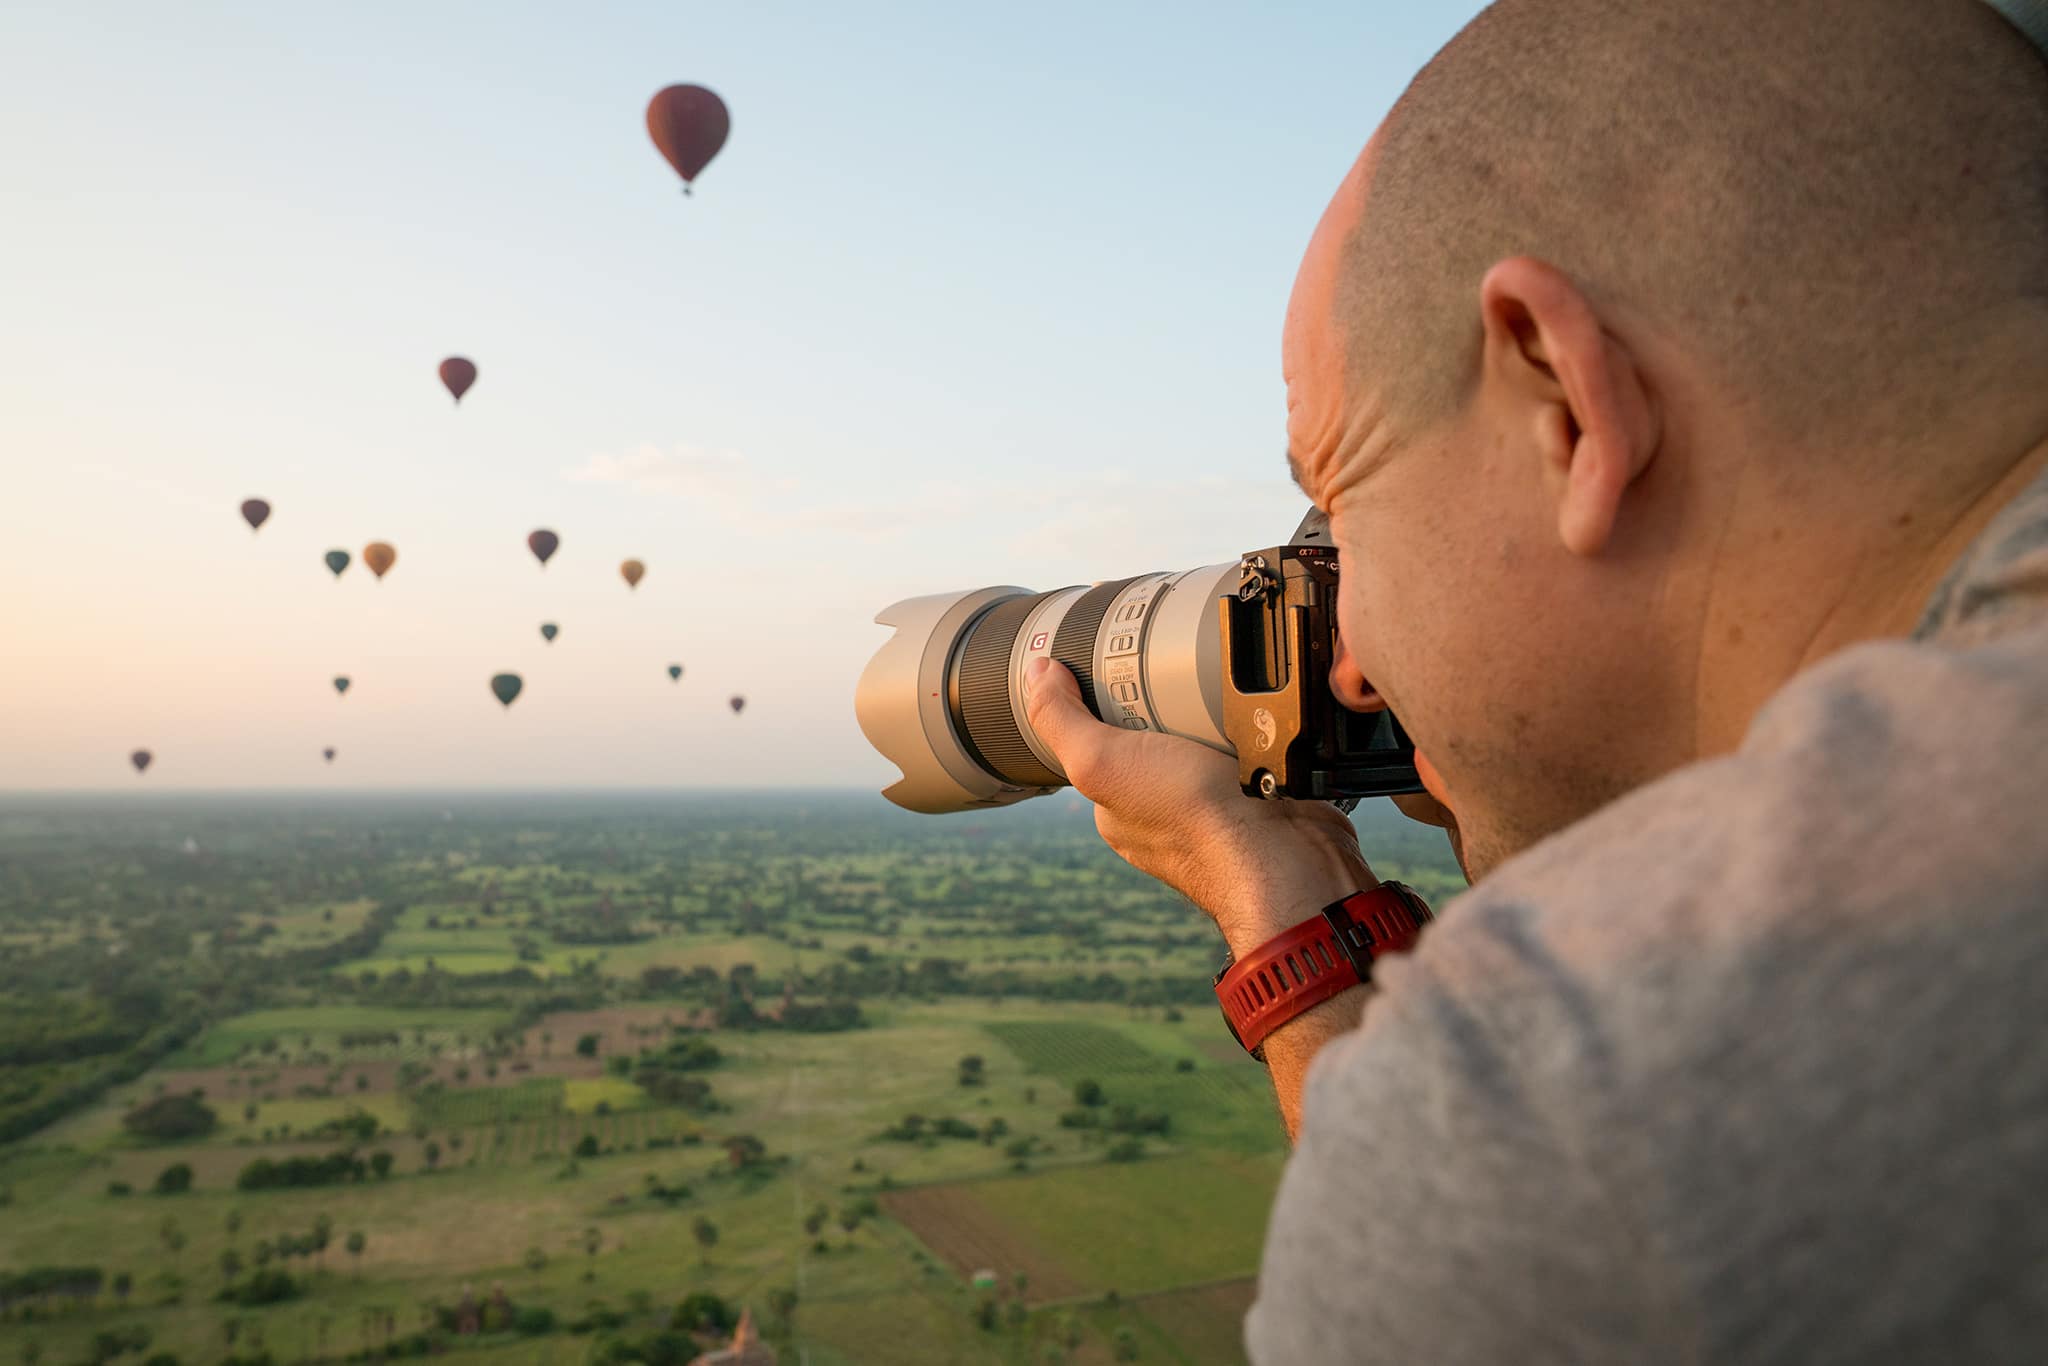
[0,792,1459,1366]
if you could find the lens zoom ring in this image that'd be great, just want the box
[1050,577,1139,720]
[953,592,1062,787]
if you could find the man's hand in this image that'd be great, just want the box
[1025,656,1385,1139]
[1023,657,1375,957]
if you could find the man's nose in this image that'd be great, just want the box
[1329,636,1388,713]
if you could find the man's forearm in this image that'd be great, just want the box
[1262,984,1374,1141]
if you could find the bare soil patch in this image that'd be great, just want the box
[881,1181,1085,1301]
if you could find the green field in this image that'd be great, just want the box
[0,792,1462,1365]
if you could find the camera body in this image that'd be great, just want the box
[856,510,1423,814]
[1220,540,1422,801]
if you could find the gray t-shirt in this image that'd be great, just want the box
[1248,467,2048,1365]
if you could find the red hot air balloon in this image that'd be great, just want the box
[240,499,271,531]
[646,85,730,195]
[527,529,559,567]
[439,357,477,403]
[130,749,153,774]
[728,695,745,715]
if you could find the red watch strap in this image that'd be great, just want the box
[1214,882,1431,1057]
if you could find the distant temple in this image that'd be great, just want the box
[689,1307,775,1366]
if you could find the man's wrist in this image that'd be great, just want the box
[1212,849,1375,958]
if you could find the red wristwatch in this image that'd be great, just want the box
[1213,882,1433,1059]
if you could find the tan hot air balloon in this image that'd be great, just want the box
[363,542,397,580]
[619,559,646,590]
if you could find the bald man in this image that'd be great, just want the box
[1023,0,2048,1360]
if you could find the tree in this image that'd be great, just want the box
[219,1250,242,1283]
[368,1150,394,1180]
[345,1231,366,1277]
[802,1203,828,1238]
[837,1205,862,1239]
[423,1140,441,1171]
[158,1216,186,1266]
[124,1093,217,1143]
[957,1054,985,1087]
[691,1216,719,1265]
[1073,1079,1105,1108]
[112,1272,132,1304]
[523,1246,547,1274]
[575,1033,601,1058]
[1112,1325,1140,1361]
[224,1210,241,1237]
[766,1284,798,1332]
[154,1163,193,1195]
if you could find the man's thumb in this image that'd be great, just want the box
[1023,657,1101,773]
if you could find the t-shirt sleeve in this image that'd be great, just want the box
[1244,911,1689,1366]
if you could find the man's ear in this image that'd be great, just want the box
[1478,257,1659,557]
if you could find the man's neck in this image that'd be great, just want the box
[1695,432,2048,759]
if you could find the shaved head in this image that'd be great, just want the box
[1343,0,2048,442]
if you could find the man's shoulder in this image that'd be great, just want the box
[1278,622,2048,1362]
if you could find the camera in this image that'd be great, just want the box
[856,510,1423,814]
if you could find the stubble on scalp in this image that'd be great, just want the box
[1338,0,2048,450]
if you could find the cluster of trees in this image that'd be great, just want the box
[878,1112,1010,1146]
[235,1148,389,1190]
[1058,1079,1170,1140]
[121,1091,217,1142]
[0,1266,107,1318]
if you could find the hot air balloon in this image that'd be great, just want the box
[527,529,559,567]
[729,695,745,714]
[646,85,730,195]
[620,559,646,589]
[667,664,683,682]
[322,747,336,763]
[540,622,559,643]
[440,357,477,403]
[490,673,523,708]
[130,749,152,774]
[240,498,271,531]
[363,542,397,580]
[324,549,350,579]
[333,676,351,696]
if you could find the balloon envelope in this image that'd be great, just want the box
[729,695,745,714]
[130,749,152,773]
[322,747,336,763]
[440,357,477,403]
[540,622,559,643]
[240,498,271,531]
[527,529,559,566]
[620,559,645,589]
[333,676,351,696]
[491,673,524,708]
[363,542,397,579]
[646,85,730,189]
[667,664,682,681]
[324,549,350,578]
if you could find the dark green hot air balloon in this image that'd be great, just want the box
[333,676,351,696]
[324,549,350,579]
[540,623,559,643]
[491,673,523,708]
[667,664,683,682]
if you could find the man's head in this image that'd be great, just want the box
[1289,0,2048,878]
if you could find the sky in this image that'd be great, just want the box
[0,0,1485,791]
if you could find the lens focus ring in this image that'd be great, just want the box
[1049,577,1139,720]
[950,592,1062,787]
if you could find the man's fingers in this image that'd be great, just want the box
[1024,658,1115,792]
